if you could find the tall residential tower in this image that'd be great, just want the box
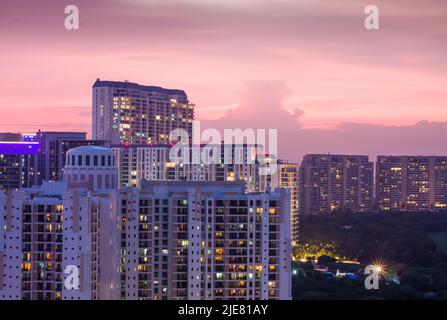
[299,154,373,215]
[119,181,292,300]
[376,156,447,211]
[92,79,194,145]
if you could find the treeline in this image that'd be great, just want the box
[294,212,447,299]
[299,212,447,266]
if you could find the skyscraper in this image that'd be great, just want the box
[269,161,299,244]
[92,79,194,144]
[376,156,447,211]
[299,154,373,215]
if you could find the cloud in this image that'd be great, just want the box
[213,82,302,128]
[202,83,447,162]
[1,0,446,144]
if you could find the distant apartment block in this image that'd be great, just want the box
[92,79,194,144]
[376,156,447,211]
[36,131,109,183]
[119,180,291,300]
[299,154,373,215]
[270,162,299,244]
[36,131,86,182]
[112,144,261,192]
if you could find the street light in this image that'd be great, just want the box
[372,262,385,275]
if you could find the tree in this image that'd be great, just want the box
[318,255,336,265]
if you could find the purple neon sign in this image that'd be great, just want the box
[0,142,40,155]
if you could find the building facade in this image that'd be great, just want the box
[299,154,373,215]
[0,132,109,191]
[269,162,299,244]
[376,156,447,211]
[112,144,261,192]
[92,79,194,144]
[36,131,86,183]
[0,146,120,300]
[119,180,291,300]
[36,131,109,183]
[1,146,291,300]
[0,135,40,191]
[112,144,300,244]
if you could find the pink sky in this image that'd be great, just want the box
[1,0,447,161]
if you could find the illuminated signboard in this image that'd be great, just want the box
[0,142,40,155]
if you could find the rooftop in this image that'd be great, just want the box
[93,79,187,98]
[67,145,112,155]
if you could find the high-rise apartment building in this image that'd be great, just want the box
[112,144,261,192]
[299,154,373,215]
[36,131,109,183]
[0,134,40,191]
[376,156,447,211]
[269,162,299,244]
[1,146,291,300]
[92,79,194,144]
[119,180,291,300]
[112,144,299,244]
[0,146,120,300]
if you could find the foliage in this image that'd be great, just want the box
[293,241,341,261]
[293,212,447,300]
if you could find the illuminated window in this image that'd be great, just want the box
[180,240,189,247]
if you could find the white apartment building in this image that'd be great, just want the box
[0,146,120,300]
[119,180,292,300]
[270,162,299,244]
[1,146,292,300]
[92,79,194,144]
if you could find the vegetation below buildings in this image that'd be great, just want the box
[292,212,447,300]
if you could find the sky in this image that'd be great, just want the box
[1,0,446,161]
